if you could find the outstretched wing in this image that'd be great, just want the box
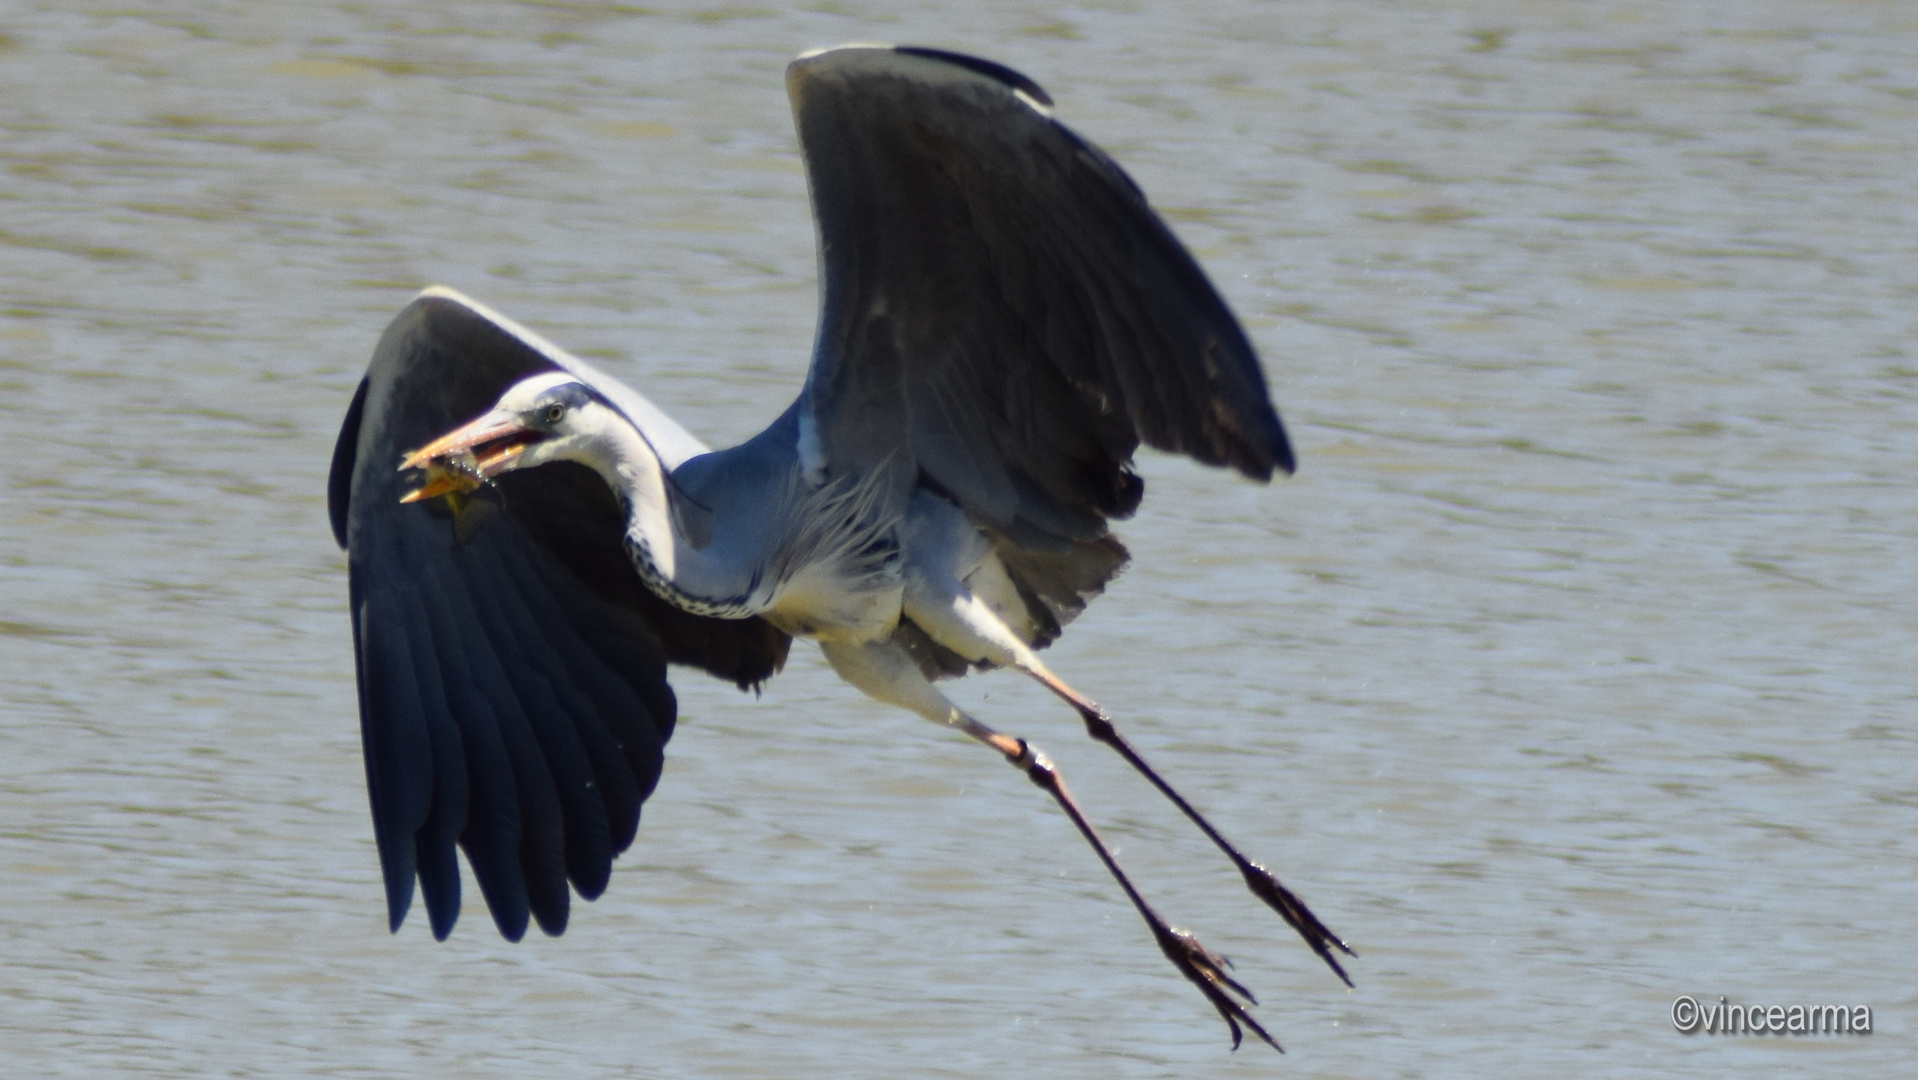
[329,289,790,941]
[789,46,1292,548]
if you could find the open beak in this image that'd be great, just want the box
[397,411,544,503]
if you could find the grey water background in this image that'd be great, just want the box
[2,1,1913,1076]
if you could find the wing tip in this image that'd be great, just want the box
[1209,414,1295,482]
[1272,426,1298,477]
[494,911,530,943]
[1247,423,1296,480]
[385,887,411,935]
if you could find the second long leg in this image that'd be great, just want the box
[817,638,1283,1052]
[1024,664,1355,985]
[897,582,1355,984]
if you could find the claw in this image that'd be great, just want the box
[1051,692,1355,994]
[1241,860,1357,987]
[989,712,1305,1052]
[1155,926,1283,1053]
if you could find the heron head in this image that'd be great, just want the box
[398,372,619,503]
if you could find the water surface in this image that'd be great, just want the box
[2,2,1913,1076]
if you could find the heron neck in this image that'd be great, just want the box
[585,416,761,618]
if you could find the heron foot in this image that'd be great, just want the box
[1057,693,1357,989]
[1240,859,1356,987]
[1153,924,1281,1053]
[1000,738,1283,1051]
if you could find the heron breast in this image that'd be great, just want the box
[763,561,903,644]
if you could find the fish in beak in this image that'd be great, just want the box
[397,411,545,504]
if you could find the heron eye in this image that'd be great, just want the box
[544,403,565,423]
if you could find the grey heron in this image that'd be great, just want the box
[329,44,1351,1052]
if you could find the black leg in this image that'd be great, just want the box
[1028,671,1356,986]
[999,737,1284,1053]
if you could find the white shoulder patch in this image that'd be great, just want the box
[796,407,828,485]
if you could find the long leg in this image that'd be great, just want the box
[1023,663,1356,985]
[820,639,1282,1052]
[904,585,1356,985]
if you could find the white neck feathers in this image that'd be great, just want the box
[545,401,761,616]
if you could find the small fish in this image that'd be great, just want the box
[399,451,502,546]
[399,451,484,505]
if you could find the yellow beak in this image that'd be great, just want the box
[399,413,529,471]
[397,412,540,503]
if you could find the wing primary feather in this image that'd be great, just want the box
[355,590,433,933]
[1059,151,1292,475]
[391,577,470,941]
[328,377,369,550]
[536,606,662,853]
[444,558,574,937]
[494,540,649,868]
[565,600,675,808]
[399,522,571,937]
[461,536,615,906]
[416,560,531,941]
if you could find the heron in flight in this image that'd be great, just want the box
[329,45,1351,1051]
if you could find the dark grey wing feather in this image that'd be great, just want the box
[330,291,790,939]
[789,46,1292,547]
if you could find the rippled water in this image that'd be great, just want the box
[3,2,1913,1077]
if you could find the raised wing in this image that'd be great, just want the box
[329,289,789,940]
[789,46,1293,548]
